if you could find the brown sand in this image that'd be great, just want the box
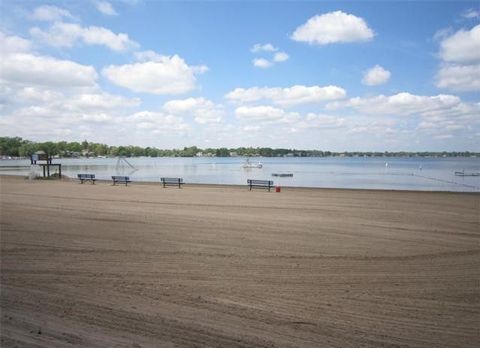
[1,175,479,347]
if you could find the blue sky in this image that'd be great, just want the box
[1,0,479,151]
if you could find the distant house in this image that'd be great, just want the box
[81,150,95,157]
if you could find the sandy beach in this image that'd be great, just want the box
[1,175,479,347]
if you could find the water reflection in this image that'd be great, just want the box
[0,157,479,192]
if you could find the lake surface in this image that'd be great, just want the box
[1,157,479,192]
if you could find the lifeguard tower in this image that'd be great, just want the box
[30,152,62,178]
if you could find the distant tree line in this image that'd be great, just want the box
[0,137,478,158]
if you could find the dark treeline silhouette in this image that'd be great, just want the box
[0,137,478,158]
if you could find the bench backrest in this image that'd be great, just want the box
[78,174,95,179]
[112,176,130,181]
[161,177,183,183]
[247,179,273,185]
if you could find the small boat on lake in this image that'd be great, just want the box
[242,159,263,169]
[455,170,480,176]
[272,173,293,177]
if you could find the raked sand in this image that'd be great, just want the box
[1,175,479,347]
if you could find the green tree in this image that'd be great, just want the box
[66,142,82,153]
[94,143,109,156]
[215,148,230,157]
[181,146,199,157]
[117,146,129,157]
[38,141,58,155]
[109,146,119,156]
[18,141,37,157]
[0,137,25,156]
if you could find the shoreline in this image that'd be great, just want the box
[1,174,479,194]
[1,154,479,160]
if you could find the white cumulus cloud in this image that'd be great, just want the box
[225,85,346,107]
[129,111,191,133]
[251,44,288,68]
[436,64,480,91]
[15,87,62,103]
[103,54,207,95]
[235,105,299,124]
[1,54,97,88]
[0,33,97,89]
[31,5,73,22]
[0,31,32,53]
[327,92,480,138]
[436,24,480,91]
[1,88,140,140]
[65,93,140,111]
[362,65,391,86]
[328,92,461,116]
[252,58,272,68]
[291,11,374,45]
[439,24,480,64]
[273,52,289,62]
[95,1,118,16]
[0,32,144,142]
[163,98,225,124]
[251,43,278,53]
[30,22,138,52]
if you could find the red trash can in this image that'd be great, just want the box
[275,186,281,192]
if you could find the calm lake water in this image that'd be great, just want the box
[1,157,479,192]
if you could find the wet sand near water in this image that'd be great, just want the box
[1,175,479,347]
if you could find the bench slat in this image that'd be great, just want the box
[247,179,274,191]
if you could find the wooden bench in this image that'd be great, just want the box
[247,179,274,191]
[77,173,96,184]
[112,176,131,186]
[161,177,184,188]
